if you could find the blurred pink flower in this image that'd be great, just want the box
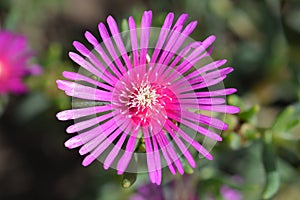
[57,10,239,185]
[220,185,243,200]
[130,175,198,200]
[0,29,42,95]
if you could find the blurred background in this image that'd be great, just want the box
[0,0,299,199]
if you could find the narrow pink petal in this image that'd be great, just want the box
[154,133,176,175]
[189,67,234,85]
[165,126,196,168]
[85,30,123,79]
[158,42,202,83]
[84,31,99,47]
[180,88,237,98]
[148,25,183,82]
[98,22,127,74]
[56,80,112,101]
[168,41,202,69]
[128,16,139,67]
[165,36,216,83]
[161,21,198,67]
[103,123,132,169]
[166,120,214,160]
[116,129,139,174]
[152,136,162,185]
[167,112,222,141]
[173,13,188,28]
[69,52,105,80]
[157,133,184,175]
[56,104,112,121]
[148,14,189,81]
[73,41,118,83]
[107,16,132,69]
[174,36,216,74]
[150,12,174,64]
[143,127,158,184]
[66,111,115,133]
[168,76,227,94]
[82,154,97,166]
[184,59,227,80]
[192,76,227,91]
[156,25,183,65]
[175,51,212,78]
[78,116,128,155]
[198,105,240,114]
[178,98,226,105]
[82,125,124,165]
[140,10,152,65]
[64,136,84,149]
[155,21,198,82]
[64,119,117,149]
[62,71,113,91]
[181,110,228,130]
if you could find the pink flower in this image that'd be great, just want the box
[220,185,243,200]
[56,10,239,185]
[0,29,41,95]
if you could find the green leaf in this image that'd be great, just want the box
[272,104,300,133]
[3,6,21,30]
[261,131,280,199]
[240,123,259,140]
[297,140,300,159]
[227,94,243,109]
[224,132,241,150]
[182,159,194,174]
[121,19,128,32]
[239,104,260,123]
[224,114,239,131]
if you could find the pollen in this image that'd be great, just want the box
[129,82,160,111]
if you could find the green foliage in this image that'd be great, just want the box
[261,131,280,199]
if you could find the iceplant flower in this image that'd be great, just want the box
[0,28,42,95]
[56,10,239,185]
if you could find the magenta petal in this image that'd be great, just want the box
[116,129,138,174]
[128,16,139,67]
[56,105,112,121]
[167,112,222,141]
[140,10,152,65]
[103,122,132,169]
[150,12,174,64]
[173,13,188,28]
[167,120,214,160]
[152,136,162,185]
[98,22,127,75]
[84,31,99,47]
[68,52,107,82]
[166,126,196,168]
[62,71,113,91]
[154,133,176,175]
[143,127,159,184]
[82,154,96,166]
[107,16,132,70]
[66,111,115,133]
[73,41,118,82]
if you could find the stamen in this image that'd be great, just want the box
[128,82,160,111]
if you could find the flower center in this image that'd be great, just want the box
[111,65,181,131]
[128,82,160,112]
